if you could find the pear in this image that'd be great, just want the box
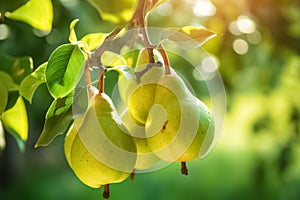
[145,72,215,172]
[120,108,163,171]
[65,92,137,189]
[118,48,165,124]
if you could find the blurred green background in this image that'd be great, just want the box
[1,0,300,199]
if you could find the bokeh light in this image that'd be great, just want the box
[233,39,249,55]
[0,24,10,40]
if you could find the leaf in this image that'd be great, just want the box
[5,91,19,111]
[46,44,85,99]
[5,0,53,31]
[0,55,33,84]
[0,121,5,152]
[161,26,218,49]
[69,19,79,43]
[35,94,74,147]
[20,62,47,103]
[102,51,127,67]
[87,0,138,24]
[81,33,107,51]
[0,82,8,115]
[1,97,28,151]
[0,71,19,91]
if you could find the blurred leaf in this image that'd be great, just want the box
[35,94,74,147]
[69,19,79,43]
[5,0,53,31]
[81,33,107,51]
[0,82,8,115]
[46,44,85,99]
[87,0,138,24]
[102,51,127,67]
[0,71,19,91]
[161,26,218,49]
[5,91,20,111]
[20,62,47,103]
[0,55,33,84]
[1,97,28,151]
[0,121,5,152]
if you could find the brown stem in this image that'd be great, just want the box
[158,44,171,75]
[103,184,110,199]
[98,66,106,94]
[130,170,136,180]
[129,0,155,63]
[181,162,188,175]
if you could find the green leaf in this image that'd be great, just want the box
[102,51,127,67]
[5,0,53,31]
[0,121,5,152]
[0,82,8,115]
[35,94,74,147]
[0,71,19,91]
[46,44,85,99]
[161,26,218,49]
[1,97,28,151]
[5,91,19,111]
[0,55,33,84]
[87,0,138,24]
[20,62,47,103]
[81,33,107,51]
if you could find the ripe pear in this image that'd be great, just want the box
[120,108,163,171]
[118,48,165,125]
[145,72,215,164]
[65,93,137,188]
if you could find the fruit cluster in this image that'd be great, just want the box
[64,48,215,198]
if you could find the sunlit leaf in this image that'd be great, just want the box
[0,82,8,115]
[19,62,47,103]
[46,44,85,99]
[69,19,79,43]
[1,97,28,151]
[87,0,138,24]
[0,121,5,152]
[81,33,107,51]
[35,94,74,147]
[0,71,18,91]
[102,51,127,67]
[161,26,218,49]
[5,0,53,31]
[0,55,33,84]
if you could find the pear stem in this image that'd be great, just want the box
[181,162,188,175]
[98,66,106,94]
[103,184,110,199]
[130,170,136,180]
[158,44,171,75]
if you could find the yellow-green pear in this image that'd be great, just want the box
[66,93,137,188]
[121,108,162,171]
[145,72,214,164]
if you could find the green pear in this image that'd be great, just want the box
[145,72,214,163]
[65,93,137,188]
[118,48,165,125]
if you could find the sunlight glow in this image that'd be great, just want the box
[193,0,216,17]
[233,39,249,55]
[236,15,256,34]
